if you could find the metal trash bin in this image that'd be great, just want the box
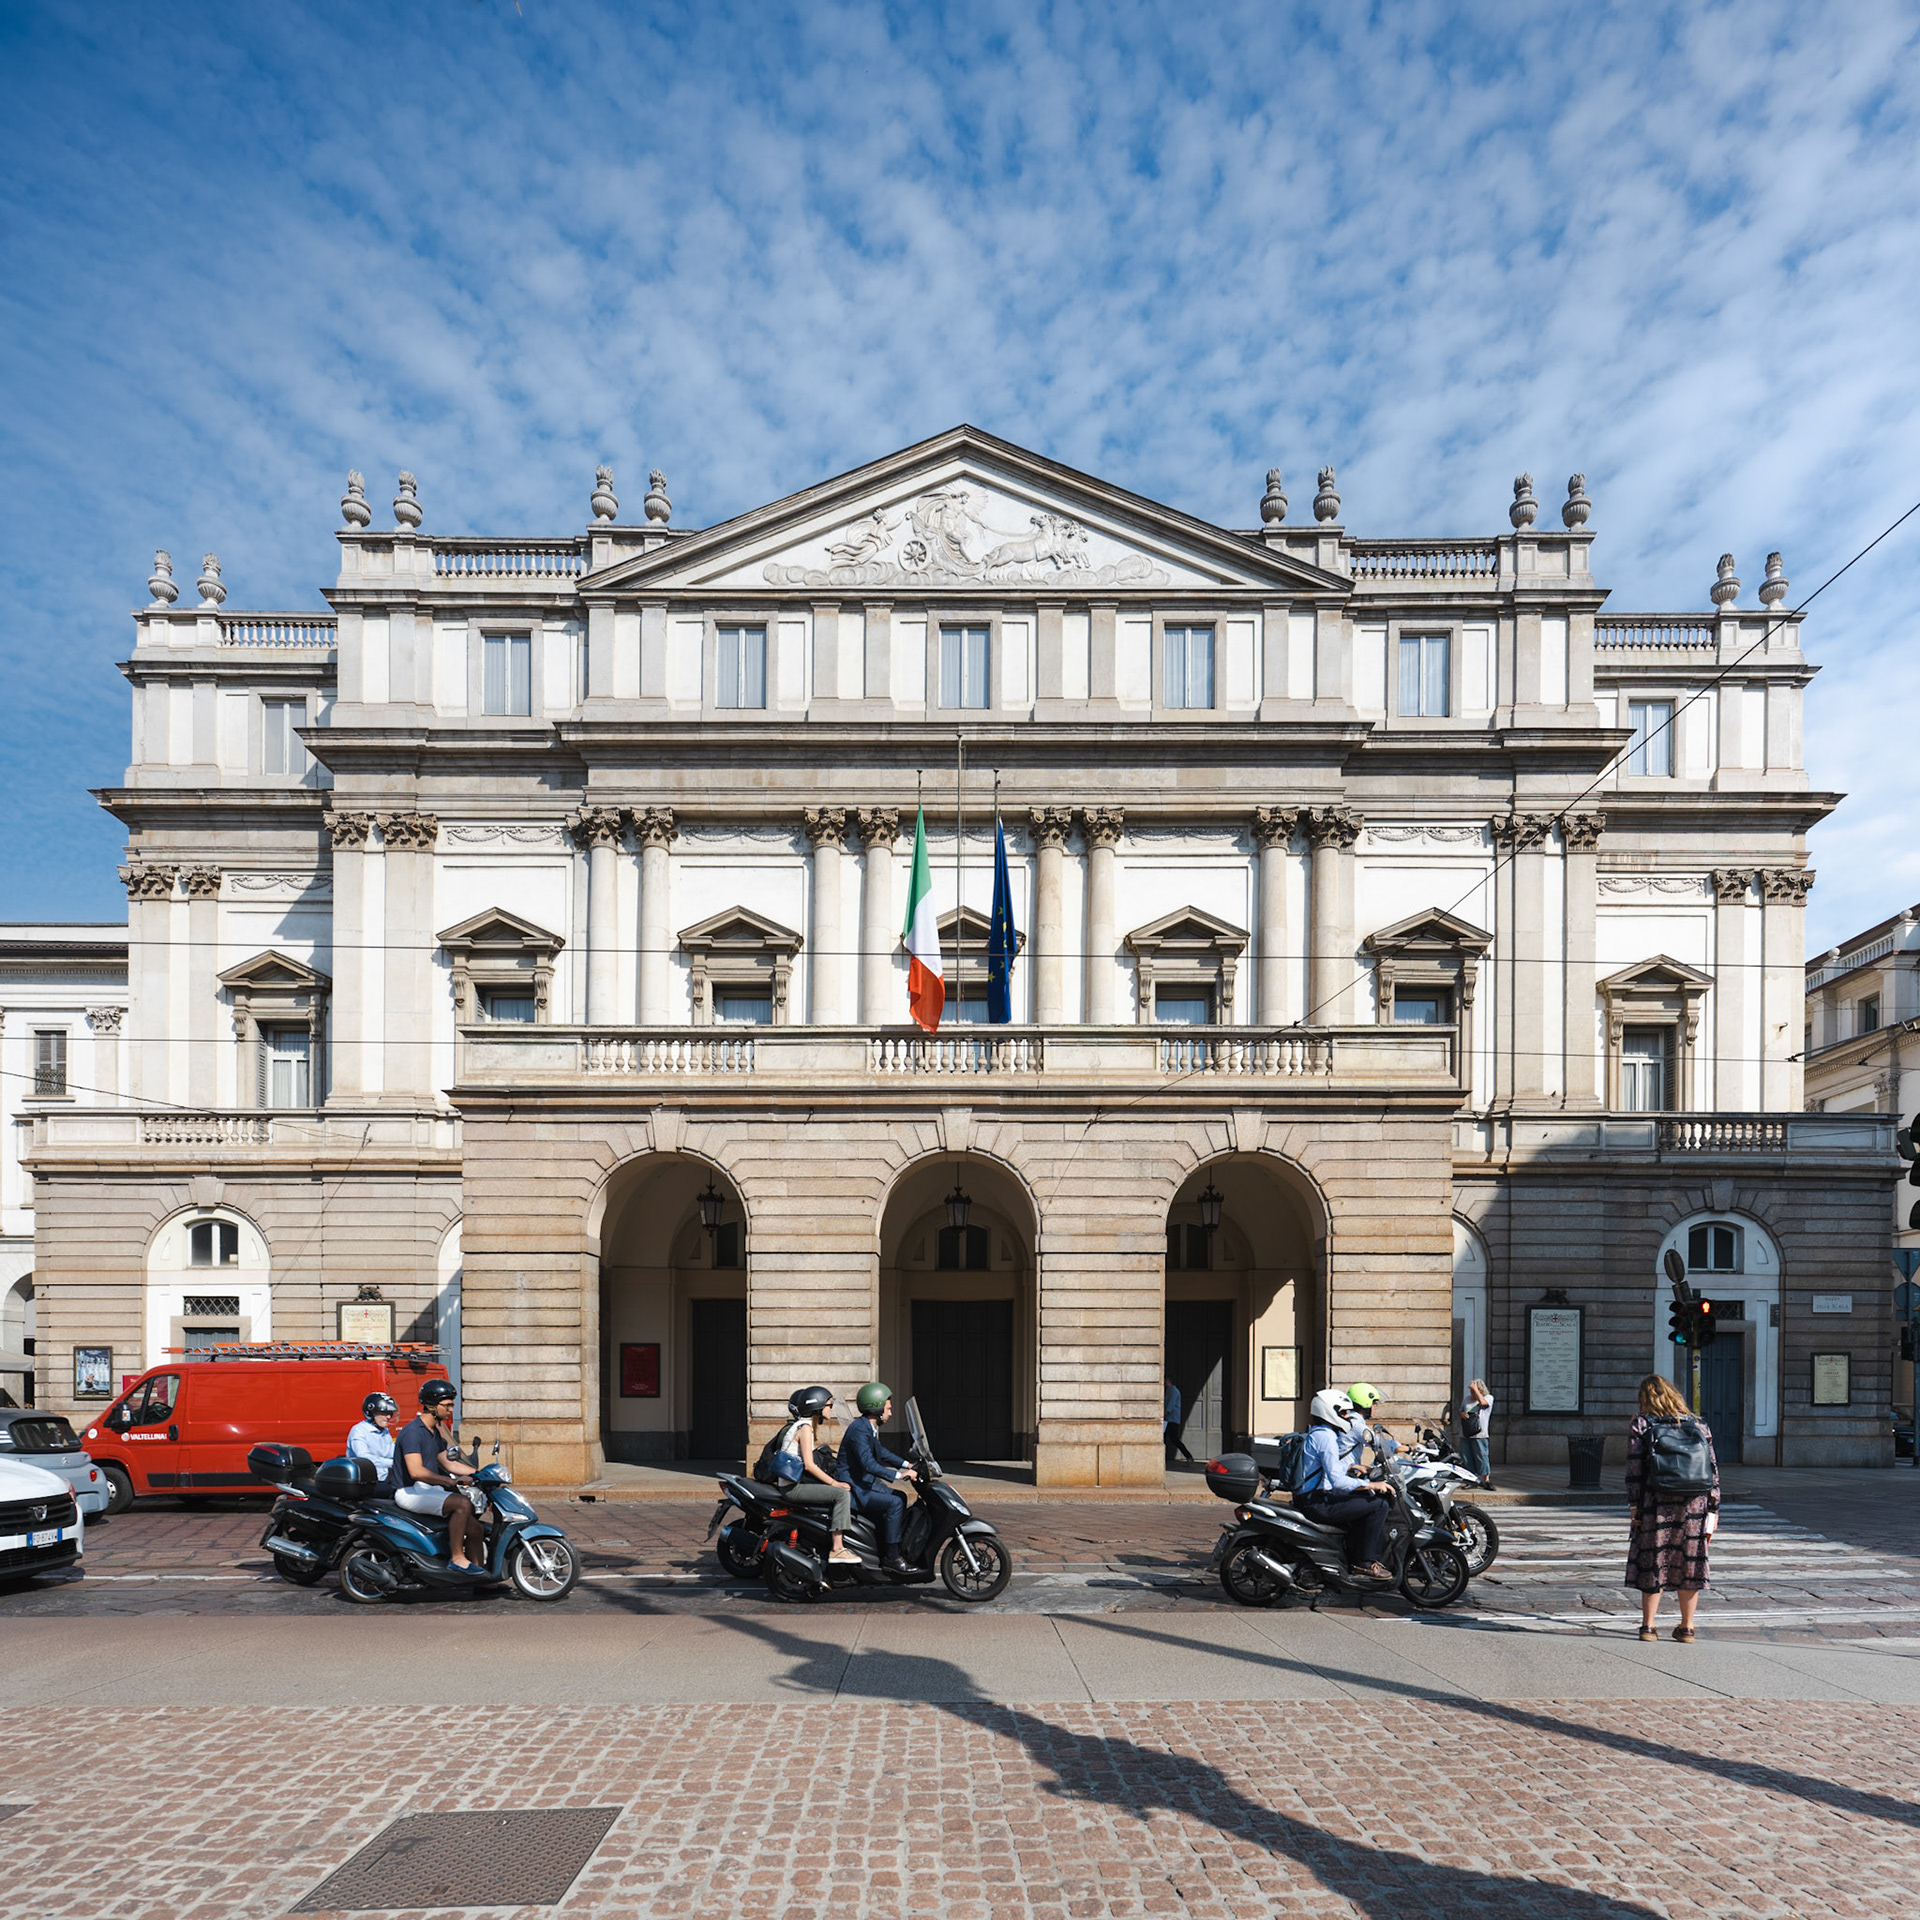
[1567,1435,1606,1490]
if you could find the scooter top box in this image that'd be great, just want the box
[247,1443,314,1483]
[313,1456,380,1502]
[1204,1453,1263,1502]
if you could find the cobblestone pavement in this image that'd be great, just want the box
[10,1489,1920,1640]
[2,1697,1916,1917]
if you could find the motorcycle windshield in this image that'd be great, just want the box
[906,1396,931,1457]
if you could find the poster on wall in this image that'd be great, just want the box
[73,1347,113,1398]
[620,1342,661,1398]
[338,1299,395,1344]
[1811,1353,1851,1406]
[1526,1306,1583,1413]
[1260,1346,1300,1402]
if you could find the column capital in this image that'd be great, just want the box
[325,811,373,850]
[1252,804,1300,850]
[855,806,900,852]
[1302,804,1362,851]
[377,812,440,851]
[804,806,849,850]
[86,1006,124,1035]
[181,866,221,900]
[630,806,676,850]
[1760,866,1814,904]
[1082,806,1125,850]
[1711,867,1753,903]
[119,861,178,900]
[567,805,625,852]
[1561,813,1604,853]
[1489,809,1553,852]
[1028,806,1073,850]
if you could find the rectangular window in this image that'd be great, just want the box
[32,1030,67,1096]
[262,699,308,776]
[1626,701,1674,777]
[711,1220,745,1269]
[1163,626,1215,709]
[1154,989,1213,1026]
[482,633,533,716]
[713,988,773,1025]
[1165,1224,1213,1271]
[189,1221,240,1268]
[1858,995,1881,1035]
[1392,989,1452,1025]
[262,1027,311,1108]
[1687,1223,1740,1272]
[715,626,767,709]
[1397,633,1451,717]
[943,991,990,1023]
[936,1223,991,1270]
[938,626,990,710]
[478,988,537,1023]
[1620,1027,1670,1111]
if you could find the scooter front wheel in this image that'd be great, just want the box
[1399,1541,1470,1610]
[938,1533,1012,1602]
[1220,1538,1291,1608]
[508,1535,579,1602]
[339,1546,400,1604]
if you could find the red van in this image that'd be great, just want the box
[77,1344,452,1512]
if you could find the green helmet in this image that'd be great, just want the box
[856,1382,892,1417]
[1347,1381,1383,1412]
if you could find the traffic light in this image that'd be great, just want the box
[1668,1285,1694,1347]
[1694,1298,1719,1349]
[1901,1325,1917,1363]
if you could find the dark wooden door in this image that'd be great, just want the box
[1697,1328,1744,1467]
[688,1298,748,1461]
[1166,1300,1235,1460]
[911,1299,1015,1460]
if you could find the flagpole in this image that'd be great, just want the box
[955,729,965,1026]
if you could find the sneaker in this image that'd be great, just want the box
[828,1548,862,1566]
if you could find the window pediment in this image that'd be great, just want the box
[679,906,803,1026]
[1124,905,1247,1025]
[216,950,330,997]
[439,907,564,1023]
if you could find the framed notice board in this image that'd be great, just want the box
[620,1342,661,1398]
[1526,1305,1584,1413]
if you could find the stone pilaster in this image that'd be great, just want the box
[804,808,848,1025]
[181,866,221,1104]
[1491,811,1555,1099]
[855,808,900,1022]
[568,806,626,1025]
[377,813,438,1098]
[325,813,372,1098]
[1303,806,1362,1022]
[85,1006,122,1102]
[1712,867,1755,1110]
[1029,807,1073,1024]
[633,807,675,1025]
[1561,814,1603,1106]
[1082,808,1124,1022]
[1253,805,1299,1025]
[119,861,177,1102]
[1761,867,1814,1110]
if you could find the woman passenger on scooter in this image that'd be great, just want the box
[394,1379,488,1577]
[1297,1388,1395,1583]
[774,1386,860,1566]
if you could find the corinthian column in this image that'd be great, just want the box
[1302,806,1362,1022]
[1760,867,1814,1110]
[378,813,439,1098]
[1029,808,1072,1024]
[86,1006,123,1102]
[633,807,675,1024]
[1562,814,1603,1106]
[326,813,372,1098]
[1490,810,1554,1101]
[568,806,626,1024]
[1253,806,1299,1025]
[1082,808,1124,1022]
[1711,867,1754,1109]
[855,808,900,1022]
[181,866,221,1104]
[805,808,848,1024]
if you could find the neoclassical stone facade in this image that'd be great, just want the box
[23,430,1894,1474]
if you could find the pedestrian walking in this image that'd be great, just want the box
[1626,1373,1720,1643]
[1164,1378,1194,1466]
[1458,1380,1494,1487]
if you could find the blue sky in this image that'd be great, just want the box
[2,0,1917,949]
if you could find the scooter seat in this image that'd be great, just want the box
[360,1499,449,1535]
[1289,1515,1350,1542]
[741,1480,795,1502]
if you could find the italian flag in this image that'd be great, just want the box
[901,806,945,1032]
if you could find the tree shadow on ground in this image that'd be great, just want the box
[711,1612,1662,1919]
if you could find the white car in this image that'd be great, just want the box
[0,1453,85,1582]
[0,1408,109,1517]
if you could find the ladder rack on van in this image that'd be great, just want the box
[160,1341,444,1363]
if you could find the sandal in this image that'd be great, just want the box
[1638,1626,1658,1642]
[1672,1626,1695,1643]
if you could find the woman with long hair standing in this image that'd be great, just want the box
[1626,1373,1721,1642]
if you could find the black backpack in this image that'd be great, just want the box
[1646,1417,1715,1498]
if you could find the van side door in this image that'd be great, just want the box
[115,1373,186,1490]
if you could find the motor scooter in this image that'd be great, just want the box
[1391,1433,1499,1575]
[1205,1451,1469,1611]
[708,1397,1011,1603]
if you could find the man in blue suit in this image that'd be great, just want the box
[836,1382,917,1570]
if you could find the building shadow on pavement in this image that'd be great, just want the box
[1063,1613,1920,1834]
[709,1612,1663,1919]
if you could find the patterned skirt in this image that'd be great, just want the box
[1625,1495,1713,1592]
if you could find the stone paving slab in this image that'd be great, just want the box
[1,1699,1916,1917]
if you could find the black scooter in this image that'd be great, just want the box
[1205,1449,1469,1611]
[707,1396,1012,1603]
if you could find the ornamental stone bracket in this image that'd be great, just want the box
[181,866,221,900]
[631,806,676,850]
[855,807,901,852]
[1561,814,1604,853]
[1711,868,1754,904]
[803,807,849,850]
[1489,810,1555,852]
[86,1007,124,1036]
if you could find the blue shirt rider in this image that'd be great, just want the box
[834,1382,918,1569]
[1295,1388,1394,1581]
[346,1392,399,1491]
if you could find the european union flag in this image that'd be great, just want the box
[986,814,1017,1024]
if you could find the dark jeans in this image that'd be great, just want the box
[1297,1489,1388,1566]
[850,1484,906,1550]
[1165,1421,1194,1465]
[1461,1434,1491,1480]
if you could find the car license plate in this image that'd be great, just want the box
[30,1527,66,1548]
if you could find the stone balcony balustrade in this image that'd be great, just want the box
[1454,1110,1893,1165]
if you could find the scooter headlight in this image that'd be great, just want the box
[493,1468,513,1486]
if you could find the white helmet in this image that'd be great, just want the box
[1310,1388,1355,1432]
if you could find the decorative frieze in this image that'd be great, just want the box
[445,824,569,847]
[1366,824,1484,847]
[1599,874,1710,897]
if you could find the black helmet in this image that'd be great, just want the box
[362,1392,398,1421]
[420,1379,458,1410]
[787,1385,833,1420]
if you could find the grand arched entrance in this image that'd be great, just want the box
[598,1155,749,1463]
[1164,1155,1325,1463]
[878,1155,1038,1468]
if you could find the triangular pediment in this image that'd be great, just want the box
[588,426,1347,598]
[1125,905,1249,953]
[678,905,803,954]
[936,904,1027,953]
[1364,907,1494,956]
[1600,954,1714,993]
[436,907,565,956]
[217,949,330,992]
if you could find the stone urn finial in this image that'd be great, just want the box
[1260,468,1288,525]
[196,553,226,606]
[1509,473,1538,529]
[340,470,371,529]
[1562,474,1591,528]
[393,471,423,530]
[1759,551,1789,607]
[147,550,178,605]
[644,469,671,524]
[1711,552,1740,607]
[591,465,619,522]
[1313,466,1340,523]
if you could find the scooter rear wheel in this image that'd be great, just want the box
[272,1550,326,1587]
[1220,1539,1291,1608]
[717,1520,765,1579]
[764,1554,819,1604]
[508,1536,579,1602]
[339,1546,399,1605]
[1398,1540,1470,1610]
[938,1533,1012,1602]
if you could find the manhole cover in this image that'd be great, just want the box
[290,1806,623,1912]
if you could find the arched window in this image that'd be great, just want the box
[146,1209,271,1369]
[1653,1212,1782,1446]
